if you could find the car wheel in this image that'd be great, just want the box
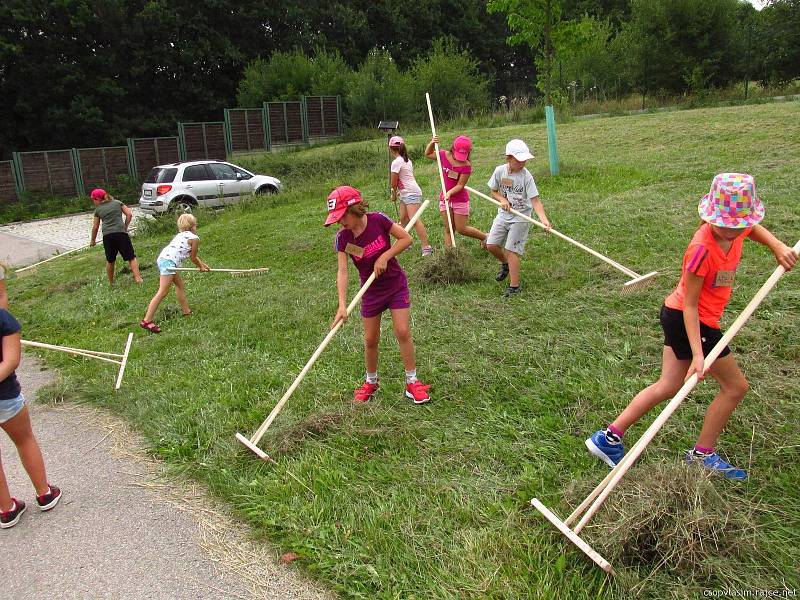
[172,198,196,214]
[256,185,278,195]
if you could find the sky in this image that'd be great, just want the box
[747,0,766,9]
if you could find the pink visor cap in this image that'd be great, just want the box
[388,135,405,147]
[90,188,107,200]
[451,135,472,161]
[325,185,363,226]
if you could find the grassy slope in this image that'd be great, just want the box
[11,102,800,598]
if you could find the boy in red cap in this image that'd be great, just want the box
[326,186,431,404]
[89,188,142,285]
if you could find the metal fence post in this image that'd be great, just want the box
[127,138,137,181]
[11,152,25,196]
[263,102,271,152]
[71,148,85,196]
[301,96,310,144]
[223,108,233,156]
[177,122,187,160]
[336,95,343,136]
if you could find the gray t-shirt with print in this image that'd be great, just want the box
[487,164,539,223]
[94,199,126,235]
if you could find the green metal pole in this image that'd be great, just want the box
[545,105,560,176]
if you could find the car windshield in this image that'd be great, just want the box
[144,167,178,184]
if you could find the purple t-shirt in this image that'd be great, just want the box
[335,212,407,292]
[0,309,21,400]
[439,150,471,204]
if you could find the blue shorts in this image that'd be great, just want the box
[157,258,178,276]
[0,393,25,424]
[400,193,423,205]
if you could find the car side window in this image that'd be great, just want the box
[183,165,211,182]
[231,166,252,180]
[208,163,237,180]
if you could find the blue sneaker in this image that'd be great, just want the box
[585,429,625,468]
[685,451,747,481]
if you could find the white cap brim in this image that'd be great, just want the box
[510,151,534,161]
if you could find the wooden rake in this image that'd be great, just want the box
[531,239,799,575]
[21,332,134,390]
[465,185,658,293]
[425,92,457,248]
[173,267,269,278]
[236,200,432,460]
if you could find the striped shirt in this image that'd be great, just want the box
[664,223,753,328]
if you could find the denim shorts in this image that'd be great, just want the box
[0,393,25,424]
[157,258,178,276]
[399,193,423,205]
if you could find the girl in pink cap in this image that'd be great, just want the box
[586,173,796,481]
[325,185,431,405]
[424,134,487,248]
[388,136,433,256]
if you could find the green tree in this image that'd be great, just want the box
[758,0,800,85]
[344,49,411,127]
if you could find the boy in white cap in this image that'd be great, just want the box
[485,139,550,296]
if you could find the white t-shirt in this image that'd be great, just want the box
[390,156,423,198]
[158,231,199,266]
[487,164,538,223]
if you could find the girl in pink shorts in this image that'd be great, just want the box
[325,186,431,405]
[424,134,487,248]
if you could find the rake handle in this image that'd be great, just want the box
[172,267,267,273]
[21,339,122,365]
[571,239,800,534]
[425,92,457,248]
[16,243,92,273]
[247,200,432,447]
[465,185,640,279]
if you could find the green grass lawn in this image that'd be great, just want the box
[10,102,800,598]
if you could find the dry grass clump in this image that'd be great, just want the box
[416,246,480,285]
[272,410,345,455]
[577,463,763,578]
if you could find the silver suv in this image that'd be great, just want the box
[138,160,283,214]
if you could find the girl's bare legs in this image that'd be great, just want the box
[452,213,487,243]
[1,406,50,500]
[0,451,12,511]
[696,354,748,449]
[144,274,175,322]
[172,273,191,315]
[390,308,415,371]
[440,210,455,248]
[612,346,689,433]
[362,314,382,373]
[405,203,430,247]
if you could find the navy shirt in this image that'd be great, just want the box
[0,309,21,400]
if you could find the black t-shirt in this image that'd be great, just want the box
[0,309,21,400]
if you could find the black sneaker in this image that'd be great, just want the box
[503,285,522,298]
[1,499,26,529]
[496,263,509,281]
[36,485,62,511]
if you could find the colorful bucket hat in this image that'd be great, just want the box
[325,185,363,226]
[698,173,764,229]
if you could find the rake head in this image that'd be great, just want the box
[230,268,270,278]
[621,271,658,295]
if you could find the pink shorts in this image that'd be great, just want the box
[439,200,470,215]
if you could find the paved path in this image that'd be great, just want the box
[0,228,335,600]
[0,209,148,267]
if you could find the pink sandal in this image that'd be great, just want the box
[139,320,161,334]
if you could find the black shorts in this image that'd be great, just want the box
[102,232,136,263]
[660,304,730,360]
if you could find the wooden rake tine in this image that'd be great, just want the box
[465,185,658,293]
[237,199,433,460]
[532,239,799,573]
[426,92,457,248]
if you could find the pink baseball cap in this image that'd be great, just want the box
[452,135,472,161]
[325,186,363,226]
[388,135,405,147]
[90,188,107,200]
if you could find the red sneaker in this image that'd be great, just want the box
[0,499,26,529]
[353,382,379,403]
[405,380,431,404]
